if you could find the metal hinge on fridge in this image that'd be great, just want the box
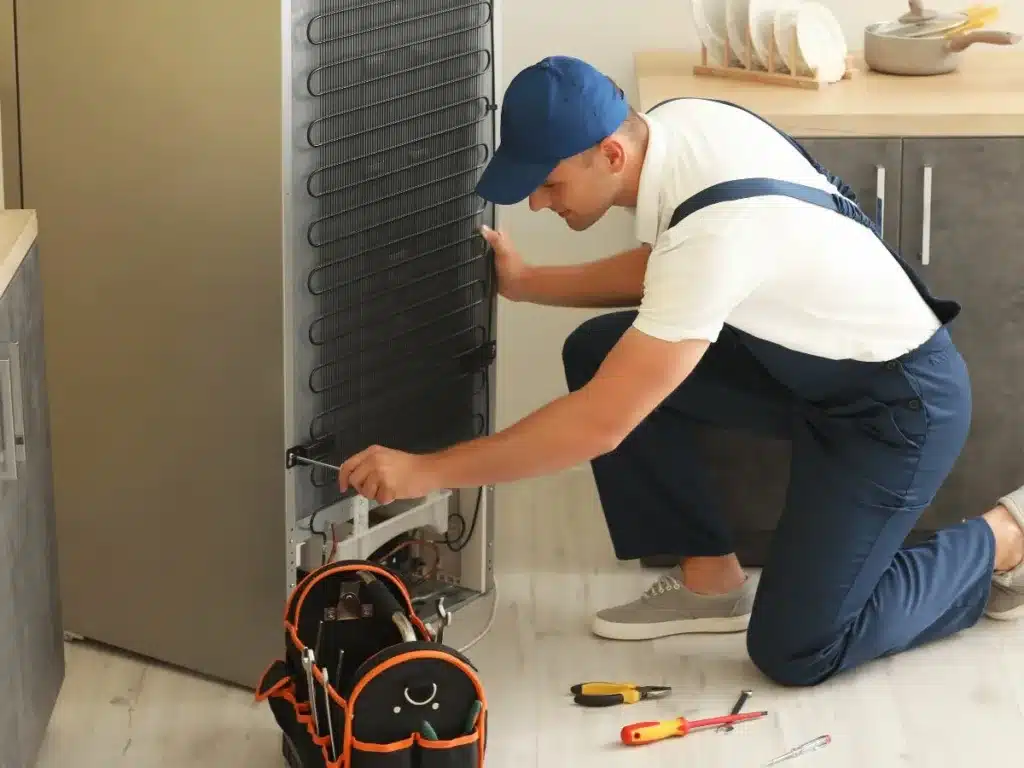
[285,434,336,472]
[458,340,496,375]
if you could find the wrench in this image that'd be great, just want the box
[434,597,452,644]
[301,649,321,734]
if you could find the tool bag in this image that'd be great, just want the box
[254,559,488,768]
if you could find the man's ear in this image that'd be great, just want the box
[598,136,627,173]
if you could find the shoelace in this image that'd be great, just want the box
[642,573,683,599]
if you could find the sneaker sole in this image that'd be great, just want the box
[591,613,751,640]
[985,602,1024,621]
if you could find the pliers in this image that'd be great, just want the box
[570,682,672,708]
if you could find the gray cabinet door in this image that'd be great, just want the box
[900,138,1024,534]
[797,137,903,251]
[0,244,63,768]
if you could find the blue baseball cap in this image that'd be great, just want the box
[475,56,629,205]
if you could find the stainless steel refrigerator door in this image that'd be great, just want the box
[0,0,22,208]
[15,0,287,687]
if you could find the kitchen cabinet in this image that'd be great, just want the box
[0,223,64,768]
[633,50,1024,566]
[796,138,903,251]
[899,137,1024,536]
[717,135,1024,559]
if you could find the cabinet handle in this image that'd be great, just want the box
[875,165,886,238]
[921,165,933,266]
[0,342,24,481]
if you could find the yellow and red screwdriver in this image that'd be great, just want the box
[620,710,768,746]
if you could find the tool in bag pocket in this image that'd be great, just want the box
[255,559,488,768]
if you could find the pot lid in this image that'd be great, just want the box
[874,1,969,38]
[899,0,937,22]
[874,13,967,37]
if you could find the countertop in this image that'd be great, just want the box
[0,210,38,296]
[634,48,1024,137]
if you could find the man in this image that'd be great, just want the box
[339,55,1024,687]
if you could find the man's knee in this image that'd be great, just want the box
[746,606,843,688]
[561,311,635,391]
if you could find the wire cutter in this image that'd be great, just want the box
[570,682,672,708]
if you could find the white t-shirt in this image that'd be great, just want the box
[632,98,941,362]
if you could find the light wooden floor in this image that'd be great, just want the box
[36,471,1024,767]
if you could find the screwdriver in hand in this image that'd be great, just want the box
[620,710,767,746]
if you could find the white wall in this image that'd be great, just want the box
[492,0,1024,429]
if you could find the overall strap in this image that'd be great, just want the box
[649,97,961,325]
[647,96,860,207]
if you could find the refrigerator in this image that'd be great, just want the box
[2,0,500,689]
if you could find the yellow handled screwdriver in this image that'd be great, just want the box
[620,710,768,746]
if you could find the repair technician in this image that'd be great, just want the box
[338,55,1024,687]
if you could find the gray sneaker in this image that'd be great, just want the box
[592,571,755,641]
[986,486,1024,621]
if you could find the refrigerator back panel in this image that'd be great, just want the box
[287,0,497,522]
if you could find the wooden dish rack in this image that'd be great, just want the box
[693,24,855,89]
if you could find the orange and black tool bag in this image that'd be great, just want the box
[255,559,488,768]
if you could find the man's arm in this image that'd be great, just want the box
[423,327,709,487]
[514,245,651,308]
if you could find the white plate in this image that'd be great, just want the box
[726,0,757,68]
[794,1,847,82]
[748,0,792,70]
[690,0,740,66]
[772,3,802,73]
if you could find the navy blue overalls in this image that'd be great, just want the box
[562,99,996,687]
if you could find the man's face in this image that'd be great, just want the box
[527,139,624,231]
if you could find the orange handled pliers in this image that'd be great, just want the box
[570,682,672,708]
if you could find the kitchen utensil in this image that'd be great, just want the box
[694,0,852,89]
[691,0,740,65]
[773,4,803,73]
[901,0,940,22]
[727,0,757,66]
[793,1,848,82]
[877,1,968,38]
[877,2,1000,39]
[935,6,1001,37]
[750,0,794,70]
[865,23,1021,75]
[620,710,768,746]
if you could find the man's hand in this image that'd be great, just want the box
[338,446,440,505]
[480,225,532,301]
[480,223,649,309]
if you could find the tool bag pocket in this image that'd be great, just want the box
[255,559,487,768]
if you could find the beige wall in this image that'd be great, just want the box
[492,0,1024,429]
[0,0,19,209]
